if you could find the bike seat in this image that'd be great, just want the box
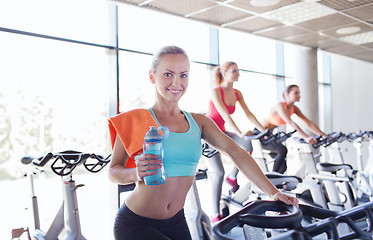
[265,172,302,191]
[316,162,352,173]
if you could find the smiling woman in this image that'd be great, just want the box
[108,45,298,240]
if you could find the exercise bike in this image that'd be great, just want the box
[221,131,355,223]
[347,131,373,201]
[219,129,310,218]
[292,134,358,211]
[12,150,111,240]
[212,199,373,240]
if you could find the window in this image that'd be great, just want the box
[231,71,277,132]
[0,0,110,45]
[118,51,154,112]
[0,31,110,165]
[118,4,210,63]
[219,28,277,75]
[219,28,277,131]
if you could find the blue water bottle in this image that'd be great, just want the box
[143,126,169,185]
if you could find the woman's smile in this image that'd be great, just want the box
[167,88,182,94]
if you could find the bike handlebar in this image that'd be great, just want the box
[311,135,335,148]
[212,200,303,240]
[246,128,270,140]
[21,150,111,176]
[213,200,373,240]
[347,130,373,141]
[276,130,297,143]
[201,142,219,158]
[259,130,297,145]
[293,133,341,148]
[274,201,373,240]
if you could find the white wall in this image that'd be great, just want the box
[330,53,373,167]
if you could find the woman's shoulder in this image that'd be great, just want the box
[233,88,242,96]
[275,101,285,109]
[190,112,206,119]
[190,112,212,123]
[211,86,221,92]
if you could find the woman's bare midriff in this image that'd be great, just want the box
[125,176,195,219]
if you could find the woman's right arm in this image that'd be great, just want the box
[108,135,139,184]
[108,135,162,184]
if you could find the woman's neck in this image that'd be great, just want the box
[220,81,234,89]
[285,100,295,108]
[152,102,180,115]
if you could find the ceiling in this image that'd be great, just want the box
[112,0,373,63]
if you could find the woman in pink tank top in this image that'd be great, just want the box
[206,61,266,222]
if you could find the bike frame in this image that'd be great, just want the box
[322,141,357,209]
[17,151,109,240]
[185,175,212,240]
[26,170,86,240]
[295,139,356,210]
[351,133,373,200]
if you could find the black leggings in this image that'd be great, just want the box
[114,204,192,240]
[261,141,288,174]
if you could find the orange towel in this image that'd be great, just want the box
[108,109,160,168]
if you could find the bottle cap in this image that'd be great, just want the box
[145,126,162,141]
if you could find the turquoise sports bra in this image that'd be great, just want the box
[149,109,202,177]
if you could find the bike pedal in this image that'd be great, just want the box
[11,227,30,239]
[229,185,240,194]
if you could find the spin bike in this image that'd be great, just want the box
[292,134,357,211]
[12,150,111,240]
[318,132,358,209]
[221,130,354,222]
[219,129,307,218]
[212,199,373,240]
[347,131,373,201]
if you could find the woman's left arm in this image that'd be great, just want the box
[194,113,298,206]
[294,106,328,137]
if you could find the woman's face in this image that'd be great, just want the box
[224,64,240,82]
[287,86,301,102]
[150,54,189,103]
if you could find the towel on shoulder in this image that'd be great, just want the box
[108,109,160,168]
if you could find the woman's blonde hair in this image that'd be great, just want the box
[213,61,237,86]
[151,46,189,73]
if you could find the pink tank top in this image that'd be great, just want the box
[206,87,239,132]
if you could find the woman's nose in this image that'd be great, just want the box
[171,76,181,86]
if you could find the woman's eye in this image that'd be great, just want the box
[181,74,188,78]
[164,72,172,77]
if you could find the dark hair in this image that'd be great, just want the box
[283,84,299,98]
[151,46,189,73]
[214,61,237,86]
